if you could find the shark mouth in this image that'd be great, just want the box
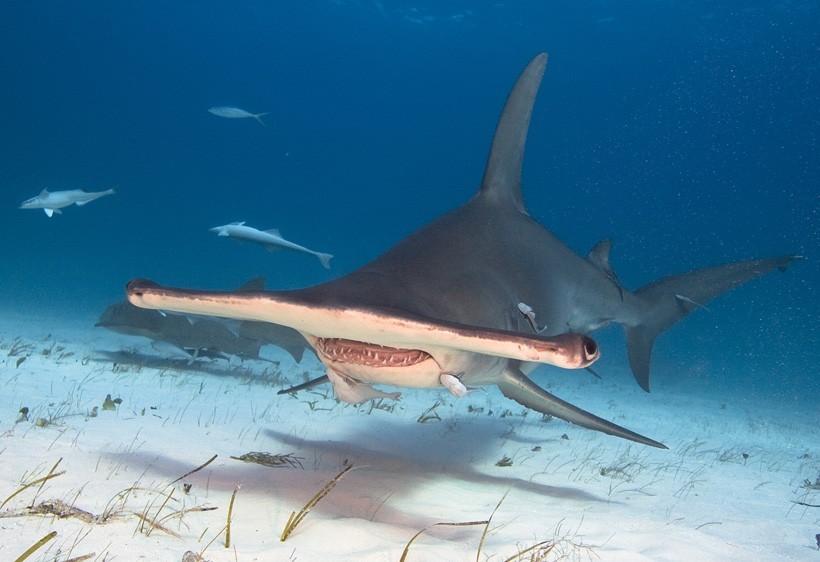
[315,338,432,368]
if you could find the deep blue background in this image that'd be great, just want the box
[1,2,817,401]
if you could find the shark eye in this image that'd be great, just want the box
[582,337,598,357]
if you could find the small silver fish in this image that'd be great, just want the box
[208,106,269,126]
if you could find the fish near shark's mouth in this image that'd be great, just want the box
[314,338,432,368]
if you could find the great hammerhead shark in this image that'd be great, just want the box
[127,54,798,449]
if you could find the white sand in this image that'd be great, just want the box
[0,311,816,561]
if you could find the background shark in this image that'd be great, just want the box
[127,54,798,449]
[99,278,313,364]
[19,187,115,217]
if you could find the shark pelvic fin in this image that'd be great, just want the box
[497,367,666,448]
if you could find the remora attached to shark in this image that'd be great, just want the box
[128,54,799,449]
[20,188,115,217]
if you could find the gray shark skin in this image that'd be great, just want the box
[127,53,799,449]
[20,188,115,217]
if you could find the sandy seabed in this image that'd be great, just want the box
[0,312,816,562]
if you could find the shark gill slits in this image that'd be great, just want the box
[316,338,431,368]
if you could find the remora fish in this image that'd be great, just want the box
[210,222,333,269]
[207,106,269,126]
[129,54,799,448]
[20,188,115,217]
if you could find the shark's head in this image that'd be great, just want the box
[125,278,599,391]
[19,197,41,209]
[20,189,49,209]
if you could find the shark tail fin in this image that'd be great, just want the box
[316,253,333,269]
[626,255,801,391]
[253,112,269,126]
[478,53,547,213]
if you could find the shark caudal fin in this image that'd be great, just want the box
[626,255,801,391]
[477,52,547,213]
[252,112,269,126]
[316,253,333,269]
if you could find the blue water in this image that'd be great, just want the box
[2,2,817,401]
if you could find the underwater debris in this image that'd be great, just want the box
[14,530,56,562]
[401,519,489,562]
[101,394,121,411]
[6,338,34,357]
[170,454,218,486]
[417,402,442,423]
[280,464,354,541]
[801,476,820,491]
[230,452,304,469]
[16,407,28,423]
[496,456,513,467]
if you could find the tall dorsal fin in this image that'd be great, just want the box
[478,52,548,213]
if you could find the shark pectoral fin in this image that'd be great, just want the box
[496,367,666,449]
[44,208,55,217]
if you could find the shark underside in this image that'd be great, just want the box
[127,54,799,449]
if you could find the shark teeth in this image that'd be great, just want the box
[315,338,431,368]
